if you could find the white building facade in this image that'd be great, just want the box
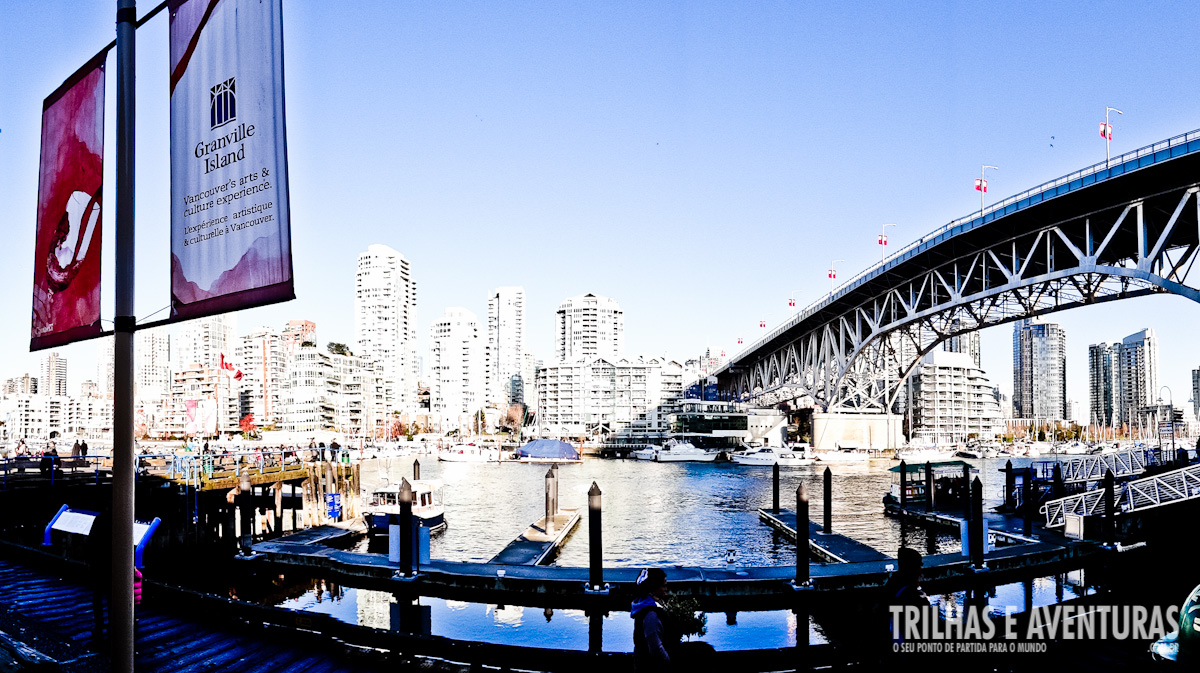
[354,244,418,414]
[555,294,624,362]
[237,329,289,428]
[429,308,485,432]
[536,356,683,438]
[41,352,68,397]
[487,286,525,406]
[913,350,1003,443]
[1118,328,1158,429]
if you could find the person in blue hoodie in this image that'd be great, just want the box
[632,567,672,670]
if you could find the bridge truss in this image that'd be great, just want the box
[721,135,1200,411]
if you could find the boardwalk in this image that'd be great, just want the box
[757,508,892,563]
[489,510,581,565]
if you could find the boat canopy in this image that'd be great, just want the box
[518,439,580,461]
[888,460,976,474]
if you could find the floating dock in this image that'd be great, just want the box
[489,509,581,565]
[757,508,891,563]
[884,502,1041,543]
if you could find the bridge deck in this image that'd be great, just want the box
[757,508,891,563]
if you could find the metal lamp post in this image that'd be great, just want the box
[978,165,999,218]
[1103,106,1123,166]
[879,224,896,453]
[828,260,844,298]
[789,289,802,312]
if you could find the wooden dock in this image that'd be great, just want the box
[489,509,581,565]
[757,508,892,563]
[884,502,1042,544]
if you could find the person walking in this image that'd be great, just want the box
[631,568,673,671]
[79,439,89,457]
[875,546,930,655]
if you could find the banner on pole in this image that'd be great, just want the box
[30,54,106,351]
[169,0,294,321]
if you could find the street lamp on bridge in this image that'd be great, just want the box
[879,223,896,264]
[1102,106,1123,166]
[789,289,802,311]
[976,165,999,218]
[828,260,844,297]
[878,223,897,453]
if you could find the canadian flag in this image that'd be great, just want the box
[788,297,796,308]
[828,269,836,279]
[878,234,888,245]
[738,337,743,344]
[759,320,766,328]
[219,353,244,381]
[974,178,987,193]
[1099,122,1113,140]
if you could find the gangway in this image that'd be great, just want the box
[1054,450,1149,484]
[1041,462,1200,527]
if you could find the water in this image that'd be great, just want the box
[358,455,1030,566]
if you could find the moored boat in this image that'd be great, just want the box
[733,445,813,466]
[654,439,717,462]
[363,480,446,535]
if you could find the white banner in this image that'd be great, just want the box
[169,0,293,320]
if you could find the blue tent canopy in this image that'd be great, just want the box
[518,439,580,461]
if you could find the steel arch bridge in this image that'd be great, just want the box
[716,128,1200,411]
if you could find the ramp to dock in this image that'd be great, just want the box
[1057,450,1149,484]
[489,509,581,565]
[1042,462,1200,526]
[757,508,891,563]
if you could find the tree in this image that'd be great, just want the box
[1037,429,1046,442]
[240,412,257,438]
[500,403,525,433]
[327,342,352,356]
[301,340,316,348]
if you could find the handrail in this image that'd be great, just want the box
[722,127,1200,371]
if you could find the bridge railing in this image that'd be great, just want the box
[726,126,1200,369]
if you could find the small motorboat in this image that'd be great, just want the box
[816,445,873,463]
[733,445,813,467]
[438,443,499,462]
[363,480,446,535]
[631,445,659,460]
[654,439,717,463]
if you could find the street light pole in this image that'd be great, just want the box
[828,260,844,298]
[879,224,896,453]
[978,165,999,218]
[1104,106,1123,166]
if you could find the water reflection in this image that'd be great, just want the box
[359,456,1028,566]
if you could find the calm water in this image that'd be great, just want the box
[357,455,1033,566]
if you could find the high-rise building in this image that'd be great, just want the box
[536,356,684,437]
[912,350,1002,443]
[429,308,485,430]
[176,314,237,369]
[40,352,68,397]
[522,352,541,411]
[1012,319,1067,420]
[4,374,38,395]
[1118,328,1158,428]
[555,293,624,362]
[281,320,316,354]
[135,326,172,400]
[1088,342,1121,427]
[98,337,114,398]
[1192,368,1200,419]
[237,329,288,427]
[943,320,981,368]
[487,286,525,406]
[354,244,418,413]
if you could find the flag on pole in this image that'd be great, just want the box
[1099,122,1113,140]
[878,234,888,245]
[759,320,766,328]
[974,178,987,193]
[31,54,106,351]
[219,352,244,380]
[828,269,836,279]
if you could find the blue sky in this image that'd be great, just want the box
[3,1,1200,413]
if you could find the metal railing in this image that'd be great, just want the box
[723,127,1200,370]
[1041,460,1200,526]
[1057,450,1150,483]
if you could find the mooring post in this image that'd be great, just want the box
[926,461,935,513]
[239,472,253,555]
[1177,448,1187,468]
[962,462,972,520]
[899,460,908,510]
[588,609,603,654]
[970,476,984,570]
[1022,467,1033,536]
[412,458,420,481]
[796,484,809,584]
[545,467,557,534]
[1004,459,1014,510]
[822,467,832,533]
[399,478,414,575]
[588,482,603,591]
[552,463,560,510]
[772,462,780,514]
[1052,463,1064,499]
[1104,469,1116,547]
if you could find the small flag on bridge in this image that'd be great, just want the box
[974,178,987,193]
[828,269,837,279]
[738,337,743,344]
[788,297,795,307]
[878,234,888,245]
[1100,122,1113,140]
[759,320,766,328]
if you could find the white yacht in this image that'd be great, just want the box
[631,445,660,461]
[653,439,717,463]
[894,446,956,462]
[734,445,813,467]
[438,443,499,463]
[815,446,874,463]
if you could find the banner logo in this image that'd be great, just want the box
[210,77,236,129]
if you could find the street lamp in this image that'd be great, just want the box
[976,166,998,218]
[788,289,802,311]
[1102,106,1123,166]
[828,260,844,297]
[877,224,896,452]
[878,223,896,265]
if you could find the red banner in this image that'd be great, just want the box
[31,54,106,351]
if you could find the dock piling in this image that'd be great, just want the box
[1022,467,1033,536]
[899,460,907,509]
[970,476,984,570]
[772,462,780,514]
[239,473,253,555]
[796,484,809,585]
[545,467,557,535]
[412,459,420,481]
[926,461,935,513]
[1004,460,1014,510]
[1104,469,1115,546]
[588,482,603,591]
[962,462,971,520]
[1052,463,1064,499]
[399,478,414,575]
[822,467,832,533]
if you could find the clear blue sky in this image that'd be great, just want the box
[4,1,1200,413]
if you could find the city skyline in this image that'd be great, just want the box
[5,3,1200,413]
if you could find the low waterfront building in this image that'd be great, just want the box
[535,356,683,439]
